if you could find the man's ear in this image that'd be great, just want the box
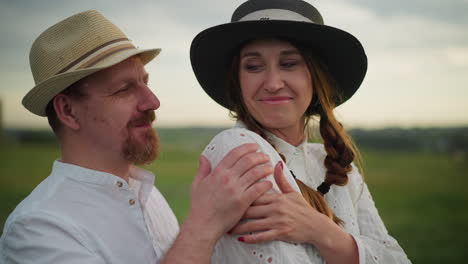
[53,94,81,130]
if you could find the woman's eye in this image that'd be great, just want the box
[244,64,262,72]
[281,60,298,68]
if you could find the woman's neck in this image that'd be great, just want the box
[266,123,306,147]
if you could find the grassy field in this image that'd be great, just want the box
[1,133,467,263]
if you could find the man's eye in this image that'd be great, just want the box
[113,87,129,95]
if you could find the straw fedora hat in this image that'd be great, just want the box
[190,0,367,110]
[23,10,160,116]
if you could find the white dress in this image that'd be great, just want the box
[202,123,411,264]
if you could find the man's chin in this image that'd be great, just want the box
[132,131,152,144]
[123,129,159,165]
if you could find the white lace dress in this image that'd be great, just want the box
[202,124,411,264]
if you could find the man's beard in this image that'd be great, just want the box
[122,111,159,165]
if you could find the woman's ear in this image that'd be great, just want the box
[53,94,81,130]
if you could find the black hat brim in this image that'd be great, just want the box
[190,20,368,110]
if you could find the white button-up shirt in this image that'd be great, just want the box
[202,123,411,264]
[0,161,179,264]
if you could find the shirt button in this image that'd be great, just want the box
[129,199,135,205]
[116,181,123,187]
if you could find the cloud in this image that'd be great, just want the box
[315,0,468,127]
[345,0,468,24]
[0,0,467,128]
[446,46,468,67]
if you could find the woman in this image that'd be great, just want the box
[190,0,411,263]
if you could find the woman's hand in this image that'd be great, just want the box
[230,161,359,264]
[230,161,330,244]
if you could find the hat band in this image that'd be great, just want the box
[77,43,135,70]
[238,9,313,23]
[57,38,136,75]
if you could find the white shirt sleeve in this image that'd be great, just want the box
[348,168,412,264]
[202,127,300,194]
[202,128,321,264]
[1,211,104,264]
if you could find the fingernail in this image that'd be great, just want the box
[238,236,245,242]
[279,161,283,169]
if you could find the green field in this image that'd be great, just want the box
[1,133,467,263]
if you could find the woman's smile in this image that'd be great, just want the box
[259,96,293,104]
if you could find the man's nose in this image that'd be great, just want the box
[138,85,160,112]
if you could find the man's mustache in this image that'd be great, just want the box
[127,111,156,128]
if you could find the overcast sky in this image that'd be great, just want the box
[0,0,467,129]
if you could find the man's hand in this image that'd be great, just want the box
[160,143,273,264]
[186,143,273,241]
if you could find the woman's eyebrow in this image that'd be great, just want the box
[241,49,300,58]
[240,51,261,58]
[280,49,300,56]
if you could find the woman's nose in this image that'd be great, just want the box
[263,67,285,93]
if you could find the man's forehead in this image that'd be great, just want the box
[102,56,145,75]
[84,56,147,84]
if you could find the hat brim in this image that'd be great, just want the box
[190,20,367,110]
[22,47,160,116]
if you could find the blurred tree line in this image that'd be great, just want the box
[2,126,468,155]
[349,127,468,154]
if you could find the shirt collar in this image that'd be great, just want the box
[234,120,247,129]
[266,131,307,158]
[235,120,307,157]
[51,160,155,206]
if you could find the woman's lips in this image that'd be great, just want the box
[259,96,293,104]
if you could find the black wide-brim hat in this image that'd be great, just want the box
[190,0,368,110]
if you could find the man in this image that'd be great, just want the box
[0,10,273,263]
